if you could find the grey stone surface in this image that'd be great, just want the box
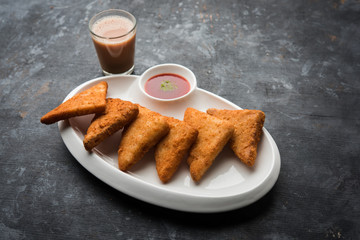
[1,0,359,239]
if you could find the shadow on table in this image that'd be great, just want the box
[107,180,275,227]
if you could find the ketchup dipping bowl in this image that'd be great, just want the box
[139,64,197,101]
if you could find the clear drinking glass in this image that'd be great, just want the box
[89,9,137,75]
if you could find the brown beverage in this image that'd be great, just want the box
[89,10,136,75]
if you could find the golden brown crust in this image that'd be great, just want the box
[207,108,265,166]
[40,81,108,124]
[155,117,198,183]
[183,108,234,182]
[83,98,139,151]
[118,105,170,171]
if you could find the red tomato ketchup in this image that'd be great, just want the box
[145,73,190,99]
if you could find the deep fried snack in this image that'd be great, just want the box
[40,81,108,124]
[83,98,139,151]
[155,117,198,183]
[207,108,265,167]
[184,108,234,182]
[118,105,170,171]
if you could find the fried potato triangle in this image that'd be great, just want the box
[83,98,139,151]
[40,81,108,124]
[155,117,198,183]
[207,108,265,167]
[118,105,170,171]
[184,108,234,182]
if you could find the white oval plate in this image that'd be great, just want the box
[59,75,281,213]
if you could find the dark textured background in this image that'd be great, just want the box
[1,0,359,239]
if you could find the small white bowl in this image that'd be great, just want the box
[138,63,197,101]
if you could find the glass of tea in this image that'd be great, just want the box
[89,9,137,75]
